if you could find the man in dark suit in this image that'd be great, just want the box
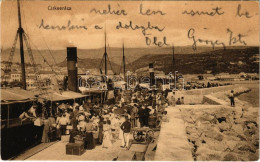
[143,106,151,127]
[138,106,145,127]
[120,116,131,148]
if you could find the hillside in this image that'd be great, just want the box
[1,46,240,66]
[129,47,259,75]
[57,58,121,74]
[1,46,258,75]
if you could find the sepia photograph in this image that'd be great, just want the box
[0,0,259,161]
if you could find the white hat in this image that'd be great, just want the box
[78,115,85,121]
[79,106,84,111]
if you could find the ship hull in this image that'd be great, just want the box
[1,123,44,160]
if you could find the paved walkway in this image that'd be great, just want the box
[13,142,57,160]
[154,106,193,161]
[145,131,160,161]
[24,106,193,161]
[27,139,125,160]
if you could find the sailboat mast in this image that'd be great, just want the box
[172,45,175,71]
[104,32,107,76]
[122,43,126,82]
[172,45,175,64]
[17,0,26,90]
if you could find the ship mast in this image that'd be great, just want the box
[17,0,26,90]
[122,43,126,82]
[104,31,107,76]
[172,44,175,71]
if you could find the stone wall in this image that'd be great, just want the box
[211,87,251,106]
[203,95,225,105]
[180,106,259,161]
[173,85,250,105]
[174,85,238,104]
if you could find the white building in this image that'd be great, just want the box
[26,76,37,89]
[11,73,21,82]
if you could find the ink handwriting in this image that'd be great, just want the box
[139,4,166,16]
[146,36,169,47]
[188,28,248,51]
[116,21,165,36]
[182,7,224,16]
[227,28,247,46]
[90,4,127,16]
[236,4,253,18]
[188,28,225,50]
[38,19,88,30]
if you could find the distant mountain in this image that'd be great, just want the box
[129,47,259,75]
[1,46,247,66]
[1,46,258,75]
[57,58,121,74]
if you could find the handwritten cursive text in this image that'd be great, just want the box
[90,4,127,16]
[188,28,226,50]
[236,4,252,18]
[116,20,165,36]
[182,7,224,16]
[38,19,88,30]
[227,28,247,46]
[139,4,166,16]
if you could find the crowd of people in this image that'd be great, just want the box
[19,88,170,150]
[19,82,235,153]
[184,81,232,90]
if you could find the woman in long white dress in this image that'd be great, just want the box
[91,117,99,145]
[102,120,112,148]
[41,115,50,143]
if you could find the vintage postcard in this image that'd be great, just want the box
[0,0,259,161]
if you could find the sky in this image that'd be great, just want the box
[1,0,259,50]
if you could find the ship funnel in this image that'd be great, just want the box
[67,47,78,92]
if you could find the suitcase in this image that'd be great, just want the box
[66,143,85,155]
